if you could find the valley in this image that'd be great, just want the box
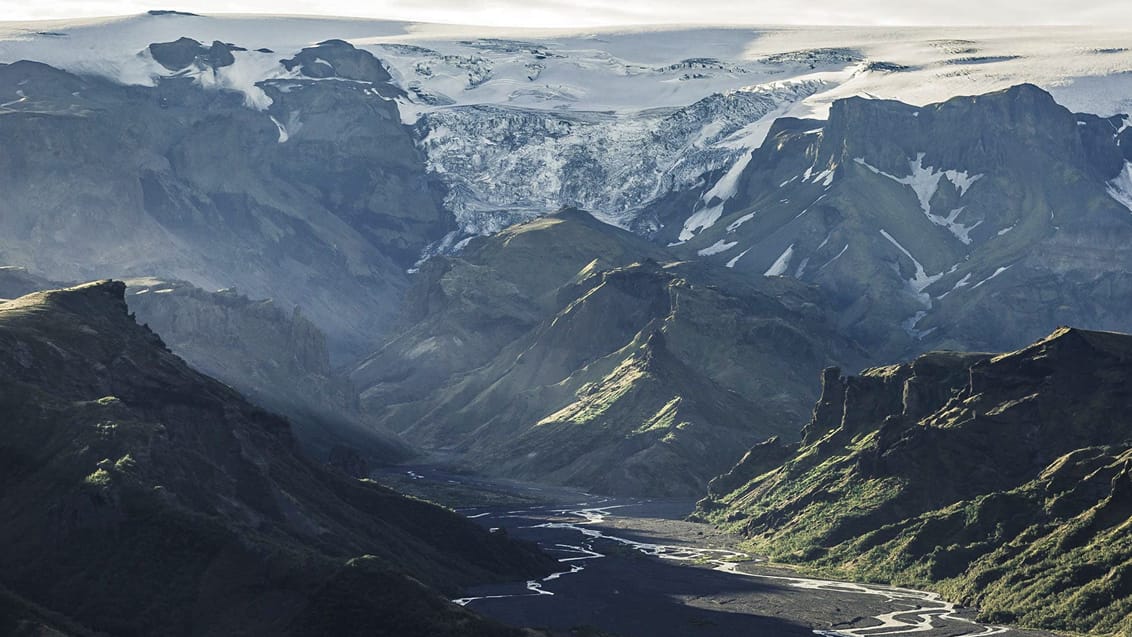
[1,10,1131,637]
[376,464,1058,637]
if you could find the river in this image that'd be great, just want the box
[377,466,1058,637]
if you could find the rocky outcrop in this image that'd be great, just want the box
[696,327,1132,635]
[149,37,237,71]
[0,281,552,636]
[282,39,395,84]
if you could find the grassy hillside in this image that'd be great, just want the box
[697,328,1132,635]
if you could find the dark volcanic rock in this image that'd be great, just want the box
[0,281,553,636]
[149,37,235,71]
[282,39,394,84]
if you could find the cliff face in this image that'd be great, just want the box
[697,327,1132,635]
[0,281,552,636]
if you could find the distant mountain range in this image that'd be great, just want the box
[0,38,447,363]
[668,84,1132,360]
[4,13,1132,493]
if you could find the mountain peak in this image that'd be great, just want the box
[993,325,1132,365]
[992,82,1057,102]
[1,279,127,318]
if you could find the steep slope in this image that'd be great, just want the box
[0,37,447,361]
[352,208,673,414]
[674,85,1132,359]
[358,210,859,496]
[413,80,824,234]
[124,277,411,468]
[696,327,1132,635]
[0,281,552,636]
[1,268,411,469]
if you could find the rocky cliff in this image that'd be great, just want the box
[696,327,1132,635]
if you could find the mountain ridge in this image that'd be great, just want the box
[696,326,1132,635]
[672,84,1132,361]
[358,209,861,496]
[0,279,553,636]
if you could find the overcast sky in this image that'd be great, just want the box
[1,0,1127,27]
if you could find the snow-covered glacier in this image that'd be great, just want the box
[9,13,1132,249]
[413,80,824,234]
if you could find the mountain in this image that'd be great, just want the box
[0,268,410,469]
[412,80,824,235]
[0,280,553,636]
[355,209,861,496]
[671,84,1132,359]
[696,327,1132,635]
[0,35,447,362]
[7,17,1132,366]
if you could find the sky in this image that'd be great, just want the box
[1,0,1129,27]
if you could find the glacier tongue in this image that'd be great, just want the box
[414,80,825,236]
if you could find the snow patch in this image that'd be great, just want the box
[931,207,982,244]
[702,150,752,203]
[764,244,795,277]
[808,166,835,187]
[880,229,941,305]
[937,273,973,299]
[971,265,1012,289]
[857,155,984,242]
[818,244,849,271]
[698,239,738,256]
[269,115,288,143]
[726,211,757,232]
[679,204,725,241]
[726,247,752,268]
[942,168,982,196]
[794,256,810,277]
[855,153,939,214]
